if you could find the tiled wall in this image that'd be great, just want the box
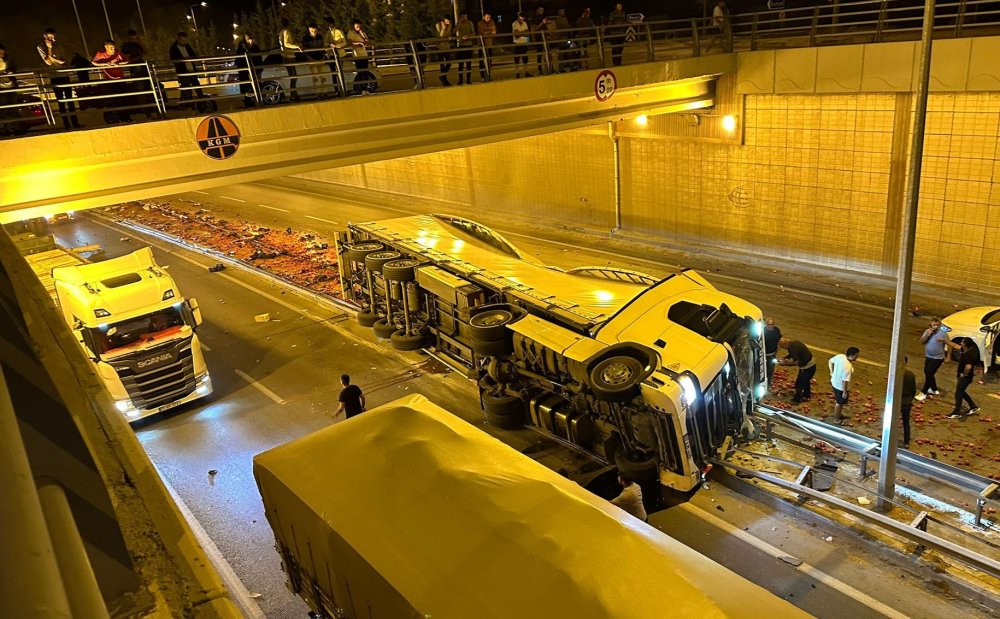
[298,92,1000,294]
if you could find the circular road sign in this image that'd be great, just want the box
[595,70,617,102]
[196,115,241,160]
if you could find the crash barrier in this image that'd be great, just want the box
[3,0,999,135]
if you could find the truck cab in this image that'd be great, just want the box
[52,246,211,421]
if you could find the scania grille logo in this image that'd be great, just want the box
[137,353,173,369]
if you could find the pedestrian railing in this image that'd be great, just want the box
[3,0,1000,138]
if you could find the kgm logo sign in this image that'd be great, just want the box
[196,115,241,160]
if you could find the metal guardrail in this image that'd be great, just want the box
[754,404,999,527]
[2,0,1000,137]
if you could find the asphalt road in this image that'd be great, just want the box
[48,198,995,618]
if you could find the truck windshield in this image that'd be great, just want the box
[89,306,187,355]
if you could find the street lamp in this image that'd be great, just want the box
[188,2,208,31]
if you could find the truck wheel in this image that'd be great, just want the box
[345,241,383,263]
[615,450,659,482]
[588,355,643,402]
[482,390,523,415]
[365,251,402,274]
[382,259,419,282]
[471,337,513,357]
[469,308,515,342]
[357,309,378,327]
[485,410,524,430]
[390,329,425,351]
[373,318,397,339]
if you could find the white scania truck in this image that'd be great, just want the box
[337,214,766,492]
[14,234,212,422]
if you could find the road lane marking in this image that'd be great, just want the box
[220,195,246,203]
[304,214,340,225]
[200,342,211,352]
[808,344,886,368]
[989,393,1000,401]
[149,461,266,619]
[235,369,286,405]
[677,503,909,619]
[258,204,290,213]
[192,190,209,195]
[250,181,894,312]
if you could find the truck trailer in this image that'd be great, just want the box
[338,214,766,492]
[14,233,211,422]
[254,394,810,619]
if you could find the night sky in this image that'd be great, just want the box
[1,0,256,66]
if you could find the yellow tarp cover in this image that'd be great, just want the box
[253,395,812,619]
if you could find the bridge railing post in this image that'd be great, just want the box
[955,0,968,38]
[540,31,553,75]
[691,18,702,57]
[595,26,607,67]
[477,36,492,82]
[408,40,425,89]
[644,22,655,61]
[750,14,759,51]
[243,53,262,110]
[809,7,821,47]
[331,52,348,98]
[875,0,889,43]
[32,72,56,126]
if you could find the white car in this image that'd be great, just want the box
[941,306,1000,371]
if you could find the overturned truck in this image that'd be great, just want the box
[337,214,766,491]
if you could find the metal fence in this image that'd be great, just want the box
[2,0,999,137]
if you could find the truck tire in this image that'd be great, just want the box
[469,307,516,342]
[373,318,397,339]
[383,259,419,282]
[615,450,659,482]
[365,251,402,274]
[357,309,378,327]
[345,241,383,263]
[485,409,524,430]
[481,390,523,415]
[588,355,644,402]
[390,329,425,351]
[471,337,513,357]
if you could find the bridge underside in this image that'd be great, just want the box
[0,56,731,222]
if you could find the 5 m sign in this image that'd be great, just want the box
[594,70,617,102]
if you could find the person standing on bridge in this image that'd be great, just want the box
[170,32,205,101]
[453,13,475,85]
[278,18,303,102]
[302,24,328,95]
[512,13,531,78]
[531,6,547,75]
[575,7,595,69]
[336,374,366,419]
[37,28,81,129]
[477,13,496,82]
[92,39,133,124]
[828,347,859,425]
[778,338,815,404]
[607,3,627,66]
[435,17,453,86]
[763,317,781,387]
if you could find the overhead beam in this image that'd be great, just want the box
[0,56,732,223]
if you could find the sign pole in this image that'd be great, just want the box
[876,0,935,510]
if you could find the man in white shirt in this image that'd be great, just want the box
[610,475,646,521]
[829,347,860,424]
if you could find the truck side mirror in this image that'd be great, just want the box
[188,298,203,327]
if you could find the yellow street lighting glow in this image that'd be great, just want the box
[635,114,648,126]
[722,115,737,132]
[595,290,615,302]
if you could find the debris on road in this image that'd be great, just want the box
[208,263,226,272]
[255,313,272,323]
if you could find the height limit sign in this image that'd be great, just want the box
[594,70,617,102]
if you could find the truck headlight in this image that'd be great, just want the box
[751,320,763,338]
[195,374,212,396]
[678,376,698,405]
[115,399,136,414]
[755,383,767,399]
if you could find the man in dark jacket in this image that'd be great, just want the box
[778,338,815,403]
[37,28,80,128]
[169,32,203,100]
